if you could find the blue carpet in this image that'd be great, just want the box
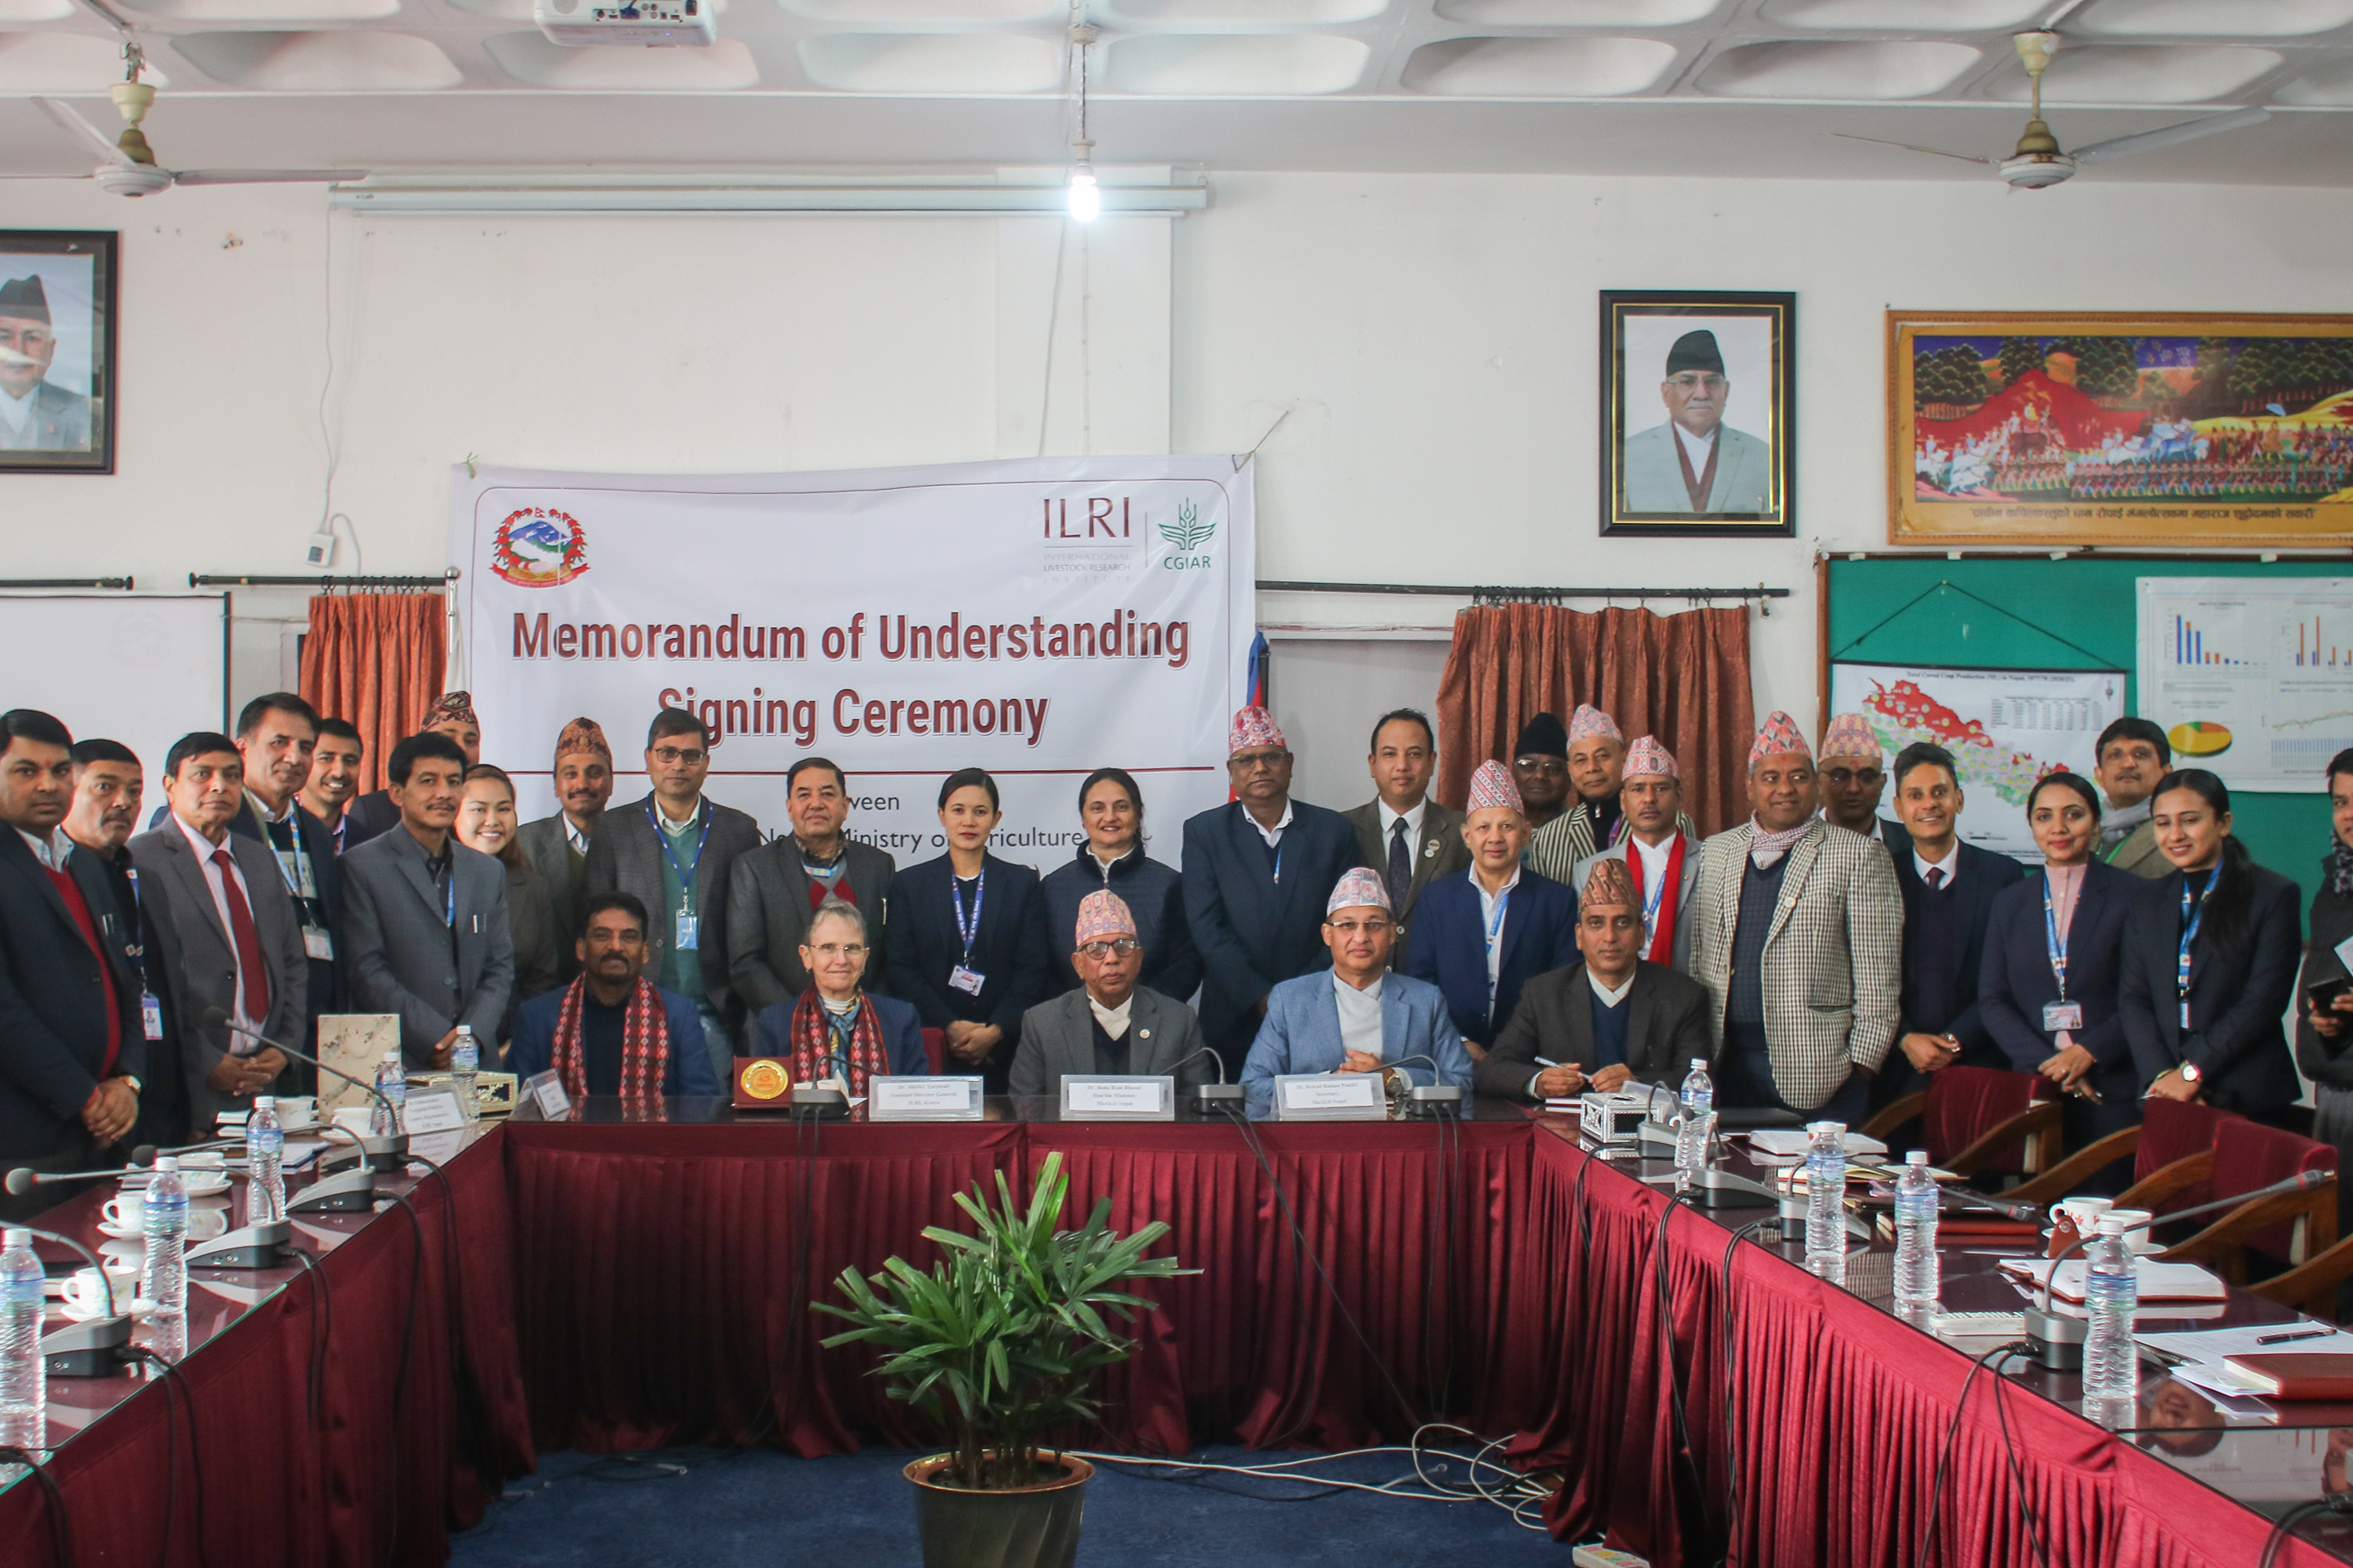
[449,1444,1572,1566]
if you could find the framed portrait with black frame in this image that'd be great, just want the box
[1599,289,1793,538]
[0,230,117,474]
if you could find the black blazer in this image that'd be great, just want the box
[1881,839,2027,1098]
[85,845,191,1149]
[0,831,147,1163]
[1037,846,1202,1002]
[2295,873,2353,1093]
[226,793,344,1018]
[1979,860,2141,1108]
[1475,960,1714,1103]
[2119,861,2304,1114]
[885,853,1052,1092]
[1179,798,1364,1060]
[1402,868,1579,1049]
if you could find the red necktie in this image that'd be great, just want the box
[213,848,273,1023]
[1925,866,1946,890]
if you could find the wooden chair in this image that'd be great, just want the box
[2149,1120,2340,1288]
[1858,1065,2062,1182]
[2014,1096,2248,1209]
[2114,1099,2249,1216]
[2251,1231,2353,1317]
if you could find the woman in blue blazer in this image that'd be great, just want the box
[885,769,1051,1094]
[1979,773,2143,1179]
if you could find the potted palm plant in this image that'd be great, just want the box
[818,1152,1188,1568]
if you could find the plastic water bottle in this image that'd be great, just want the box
[141,1156,189,1318]
[1804,1121,1847,1269]
[0,1227,44,1466]
[246,1096,285,1225]
[451,1026,481,1124]
[371,1051,408,1138]
[1893,1150,1940,1307]
[2082,1215,2141,1404]
[1673,1057,1715,1184]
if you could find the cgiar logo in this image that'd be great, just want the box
[491,508,589,588]
[1158,501,1215,570]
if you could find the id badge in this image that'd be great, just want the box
[141,993,164,1041]
[2180,1001,2193,1030]
[2042,1001,2084,1032]
[676,911,699,951]
[949,965,986,997]
[279,849,315,899]
[303,926,335,961]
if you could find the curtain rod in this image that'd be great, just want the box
[0,578,134,590]
[187,570,461,589]
[1256,580,1789,602]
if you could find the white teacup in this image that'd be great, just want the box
[2106,1207,2154,1235]
[278,1096,319,1128]
[180,1150,227,1172]
[62,1261,138,1315]
[102,1194,228,1238]
[2052,1195,2114,1232]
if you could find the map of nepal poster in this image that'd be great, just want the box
[1827,663,2125,858]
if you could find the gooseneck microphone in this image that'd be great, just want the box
[199,1007,407,1214]
[15,1225,131,1377]
[2,1165,138,1196]
[1166,1044,1244,1109]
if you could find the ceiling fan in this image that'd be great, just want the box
[1834,31,2270,190]
[19,41,365,197]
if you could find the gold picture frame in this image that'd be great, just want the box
[1600,289,1794,538]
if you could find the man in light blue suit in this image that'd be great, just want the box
[1241,867,1473,1119]
[1620,328,1771,516]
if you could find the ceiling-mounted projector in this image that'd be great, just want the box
[534,0,715,47]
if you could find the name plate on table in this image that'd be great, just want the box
[1061,1076,1175,1121]
[401,1088,467,1136]
[1272,1073,1385,1121]
[868,1076,984,1121]
[514,1069,572,1121]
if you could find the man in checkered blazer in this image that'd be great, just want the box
[1690,711,1904,1123]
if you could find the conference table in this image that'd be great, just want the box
[4,1094,2351,1567]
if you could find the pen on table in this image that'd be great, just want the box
[2254,1326,2337,1346]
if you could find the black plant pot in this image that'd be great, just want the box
[903,1451,1094,1568]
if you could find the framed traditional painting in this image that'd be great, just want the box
[1599,289,1794,538]
[0,230,116,474]
[1890,310,2353,547]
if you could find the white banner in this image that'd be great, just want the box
[2137,576,2353,792]
[1827,661,2125,858]
[448,456,1255,872]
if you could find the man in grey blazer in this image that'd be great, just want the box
[730,757,894,1015]
[1571,735,1700,973]
[130,733,309,1129]
[1689,713,1903,1123]
[584,708,761,1087]
[340,732,514,1071]
[2094,716,2173,878]
[0,276,92,453]
[1619,328,1771,516]
[1343,708,1467,948]
[516,716,615,979]
[1011,890,1209,1098]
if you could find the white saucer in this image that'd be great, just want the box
[59,1296,155,1323]
[179,1174,230,1198]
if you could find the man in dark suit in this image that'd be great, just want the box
[0,710,145,1217]
[298,717,375,856]
[1011,890,1210,1098]
[226,693,342,1080]
[1181,706,1365,1072]
[1477,855,1713,1103]
[1343,708,1467,949]
[344,692,482,844]
[65,740,186,1149]
[1877,740,2027,1107]
[1406,761,1576,1059]
[129,732,310,1130]
[583,707,761,1090]
[341,731,515,1071]
[517,716,613,976]
[729,756,895,1015]
[1817,713,1901,851]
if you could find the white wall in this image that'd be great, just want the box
[6,170,2352,750]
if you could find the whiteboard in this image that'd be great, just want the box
[1,595,228,793]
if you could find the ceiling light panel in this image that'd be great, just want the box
[2276,56,2353,101]
[1696,40,1981,100]
[1984,44,2286,102]
[777,0,1062,22]
[1403,35,1675,94]
[0,0,75,19]
[796,32,1061,91]
[1107,0,1392,24]
[0,30,169,88]
[173,29,459,87]
[2072,0,2353,38]
[1433,0,1717,23]
[1105,33,1371,93]
[1757,0,2045,28]
[485,31,759,86]
[113,0,396,19]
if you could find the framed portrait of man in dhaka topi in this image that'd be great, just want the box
[1599,289,1795,539]
[1890,310,2353,548]
[0,230,116,475]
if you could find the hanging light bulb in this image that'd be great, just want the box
[1068,139,1100,222]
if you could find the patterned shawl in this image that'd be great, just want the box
[549,975,670,1101]
[789,988,890,1094]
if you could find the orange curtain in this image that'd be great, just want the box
[1432,603,1756,837]
[299,594,447,796]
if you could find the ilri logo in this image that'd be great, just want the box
[1159,501,1214,570]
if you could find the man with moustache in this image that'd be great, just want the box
[344,692,483,843]
[1620,328,1772,516]
[227,694,342,1047]
[1816,712,1899,850]
[0,275,90,452]
[507,891,719,1097]
[301,718,372,855]
[2094,717,2173,878]
[1510,713,1573,835]
[1573,736,1703,972]
[519,717,615,974]
[1530,704,1698,883]
[730,755,896,1014]
[66,740,187,1146]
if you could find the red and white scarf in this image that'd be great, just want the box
[548,975,671,1101]
[1622,834,1686,967]
[789,988,890,1094]
[1746,817,1812,870]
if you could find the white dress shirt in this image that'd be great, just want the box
[1377,798,1426,855]
[15,825,71,870]
[1333,970,1384,1061]
[174,812,268,1035]
[1673,421,1718,474]
[566,817,592,856]
[0,385,32,440]
[1473,865,1521,1015]
[1913,843,1961,888]
[1244,800,1294,850]
[1586,967,1637,1008]
[1088,991,1134,1041]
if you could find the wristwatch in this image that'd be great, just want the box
[2179,1061,2203,1085]
[115,1073,142,1094]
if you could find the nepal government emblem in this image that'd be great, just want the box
[491,509,589,587]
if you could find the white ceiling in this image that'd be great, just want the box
[5,0,2353,181]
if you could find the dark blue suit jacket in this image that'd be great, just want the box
[226,794,344,1020]
[1180,799,1365,1061]
[506,981,721,1096]
[750,991,929,1078]
[885,853,1052,1092]
[1979,860,2140,1110]
[1402,868,1579,1048]
[0,832,147,1162]
[1879,839,2027,1101]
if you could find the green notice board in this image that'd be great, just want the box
[1825,555,2340,920]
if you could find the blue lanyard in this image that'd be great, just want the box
[2042,875,2070,1000]
[2177,866,2220,1004]
[443,866,457,929]
[1484,881,1512,948]
[261,803,311,901]
[648,800,712,908]
[951,871,985,964]
[1638,852,1668,926]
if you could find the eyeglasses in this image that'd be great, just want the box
[1665,373,1727,393]
[1228,749,1289,770]
[1514,757,1568,777]
[1823,766,1882,786]
[809,943,868,960]
[1079,938,1141,960]
[1327,918,1393,936]
[651,747,707,766]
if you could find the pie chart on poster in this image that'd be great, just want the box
[2169,721,2233,757]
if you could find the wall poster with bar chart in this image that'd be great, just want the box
[2135,576,2353,791]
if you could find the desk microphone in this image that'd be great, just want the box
[1167,1045,1243,1109]
[1382,1054,1465,1117]
[198,1007,407,1212]
[2,1165,138,1196]
[13,1225,132,1378]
